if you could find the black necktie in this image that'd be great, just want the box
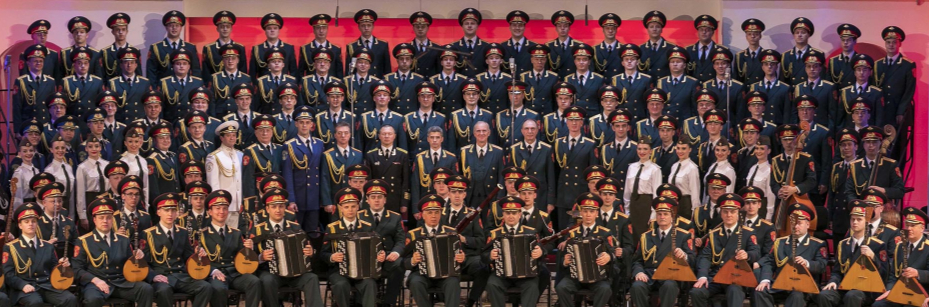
[95,161,105,192]
[857,86,864,95]
[809,81,815,90]
[632,163,645,194]
[580,75,586,87]
[167,230,173,245]
[445,76,450,85]
[726,228,732,238]
[431,228,438,236]
[478,148,484,159]
[220,227,226,240]
[343,149,349,158]
[274,224,283,233]
[432,152,439,165]
[868,160,874,170]
[348,223,355,233]
[628,76,633,84]
[602,213,609,224]
[851,240,858,254]
[104,234,110,247]
[522,212,530,225]
[28,239,35,250]
[364,39,371,49]
[467,39,474,51]
[570,138,577,150]
[766,81,772,90]
[378,113,384,125]
[700,46,708,61]
[374,213,381,226]
[274,76,280,86]
[671,163,682,185]
[79,76,86,86]
[608,45,613,53]
[135,156,144,176]
[750,51,756,59]
[171,42,177,50]
[450,211,458,225]
[672,78,679,86]
[62,164,71,199]
[129,212,136,222]
[660,231,666,243]
[469,111,476,120]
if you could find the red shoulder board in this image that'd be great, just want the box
[880,250,888,262]
[405,237,411,245]
[820,246,827,257]
[178,153,187,164]
[147,164,155,175]
[895,236,902,244]
[751,235,757,245]
[2,251,7,264]
[74,245,81,258]
[687,237,693,250]
[809,161,815,171]
[770,232,776,244]
[243,155,250,166]
[628,224,633,234]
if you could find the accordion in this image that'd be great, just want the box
[333,232,383,279]
[565,237,608,283]
[492,233,538,278]
[416,232,461,278]
[263,230,312,277]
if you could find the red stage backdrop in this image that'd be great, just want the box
[188,17,701,69]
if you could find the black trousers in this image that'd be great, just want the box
[208,274,261,307]
[81,282,153,307]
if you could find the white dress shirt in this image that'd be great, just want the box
[120,152,150,204]
[623,161,663,218]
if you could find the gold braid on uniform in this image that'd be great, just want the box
[554,141,568,168]
[362,114,379,140]
[161,79,180,105]
[18,78,37,105]
[289,144,309,170]
[8,243,33,274]
[460,148,471,178]
[65,79,81,101]
[151,154,177,181]
[214,152,237,178]
[773,238,790,268]
[640,234,658,264]
[200,231,222,262]
[710,230,726,265]
[250,148,272,173]
[213,75,230,100]
[103,50,117,76]
[452,115,470,139]
[153,46,169,69]
[258,81,275,104]
[323,152,343,183]
[81,235,108,268]
[836,239,851,274]
[148,230,169,264]
[417,155,431,188]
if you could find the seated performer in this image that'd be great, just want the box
[3,203,77,307]
[252,188,323,307]
[321,187,385,307]
[690,193,761,307]
[555,193,616,307]
[200,190,261,307]
[816,200,887,307]
[754,204,827,307]
[74,197,154,307]
[144,192,213,307]
[484,196,543,307]
[873,207,929,307]
[630,196,695,307]
[358,179,406,306]
[405,194,467,307]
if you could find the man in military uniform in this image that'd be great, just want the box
[177,180,212,231]
[589,84,624,144]
[741,186,776,256]
[600,109,637,184]
[412,128,458,204]
[430,47,468,117]
[794,50,838,128]
[484,196,544,307]
[36,182,78,256]
[14,44,56,128]
[206,121,244,228]
[829,129,858,246]
[844,127,904,201]
[406,11,440,78]
[593,13,623,80]
[739,93,779,148]
[63,48,105,126]
[683,89,722,146]
[816,199,887,307]
[613,43,653,122]
[781,17,823,86]
[769,124,817,212]
[412,167,454,220]
[876,26,916,128]
[690,194,761,307]
[508,120,555,210]
[447,8,487,78]
[242,115,283,199]
[321,188,384,307]
[384,43,426,116]
[209,44,251,119]
[477,43,513,114]
[497,81,540,148]
[545,11,582,78]
[693,110,729,174]
[360,81,406,152]
[252,189,323,307]
[114,175,153,237]
[839,55,883,128]
[630,197,695,307]
[346,9,391,78]
[733,19,766,86]
[146,122,180,200]
[754,204,827,307]
[440,175,488,307]
[703,47,744,119]
[657,46,699,121]
[501,10,538,75]
[451,79,496,146]
[282,107,325,230]
[100,13,141,82]
[635,89,667,147]
[749,50,791,125]
[300,48,340,113]
[405,195,467,307]
[98,161,127,205]
[74,198,154,307]
[653,115,680,181]
[556,193,617,307]
[828,24,862,89]
[553,107,598,229]
[872,207,929,307]
[639,11,677,79]
[686,15,727,82]
[521,44,559,115]
[3,203,78,307]
[795,95,831,198]
[147,11,200,82]
[484,167,525,230]
[20,20,58,77]
[358,179,406,306]
[221,84,259,149]
[201,11,246,81]
[299,14,343,79]
[541,81,573,145]
[272,83,300,144]
[58,16,101,81]
[565,44,606,116]
[316,81,357,150]
[735,118,763,189]
[108,47,150,124]
[693,174,732,241]
[459,121,503,208]
[255,48,299,115]
[158,48,204,121]
[178,110,216,164]
[144,192,213,307]
[365,126,410,218]
[319,122,361,221]
[199,190,261,307]
[249,13,296,80]
[404,82,452,154]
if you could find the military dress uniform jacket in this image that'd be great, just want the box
[483,224,539,264]
[364,147,411,213]
[450,107,496,146]
[827,53,858,92]
[199,225,248,279]
[240,198,296,227]
[301,74,339,113]
[404,111,453,155]
[3,237,65,303]
[62,74,105,121]
[430,73,468,116]
[143,225,196,285]
[411,150,459,211]
[58,45,103,80]
[883,235,929,291]
[496,108,540,148]
[201,41,247,81]
[686,42,726,82]
[695,225,761,280]
[828,161,852,219]
[639,39,677,80]
[74,231,137,288]
[746,217,776,256]
[692,203,723,239]
[558,225,618,271]
[450,37,490,78]
[565,72,607,117]
[520,70,560,115]
[657,75,700,121]
[748,79,791,125]
[344,74,379,117]
[828,236,886,285]
[360,110,407,153]
[598,210,635,267]
[383,71,425,116]
[113,210,153,240]
[159,75,205,121]
[507,141,556,207]
[108,75,151,123]
[588,114,615,147]
[147,150,181,201]
[553,136,598,209]
[243,143,283,198]
[299,40,344,78]
[758,235,827,282]
[13,73,56,128]
[410,40,441,78]
[601,139,638,188]
[205,147,245,212]
[320,219,375,275]
[612,72,654,122]
[542,112,571,145]
[315,109,358,150]
[732,48,765,87]
[875,55,916,126]
[345,38,392,79]
[770,152,817,202]
[838,85,883,129]
[249,41,297,80]
[359,209,405,255]
[793,79,838,128]
[545,38,582,78]
[255,74,299,115]
[702,79,743,120]
[319,145,363,207]
[210,71,252,118]
[179,140,215,165]
[146,39,200,82]
[282,137,324,211]
[780,47,824,86]
[477,72,513,114]
[802,123,831,188]
[19,49,59,78]
[651,144,679,182]
[37,214,79,256]
[594,41,623,81]
[844,157,904,201]
[459,144,504,208]
[438,206,485,257]
[501,38,539,75]
[402,225,458,270]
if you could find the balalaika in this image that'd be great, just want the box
[492,233,539,278]
[331,232,383,279]
[263,230,312,277]
[565,237,608,283]
[416,232,461,278]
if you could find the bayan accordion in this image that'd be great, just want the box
[333,232,383,279]
[263,230,312,277]
[492,233,539,278]
[416,232,461,278]
[565,237,609,283]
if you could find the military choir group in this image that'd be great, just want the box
[3,5,918,307]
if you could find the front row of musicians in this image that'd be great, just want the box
[3,178,928,307]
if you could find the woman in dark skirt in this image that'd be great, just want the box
[622,136,663,239]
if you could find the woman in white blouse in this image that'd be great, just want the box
[11,140,41,212]
[75,136,109,229]
[702,138,736,204]
[668,137,701,219]
[744,136,776,220]
[119,130,150,205]
[624,139,663,238]
[44,136,76,220]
